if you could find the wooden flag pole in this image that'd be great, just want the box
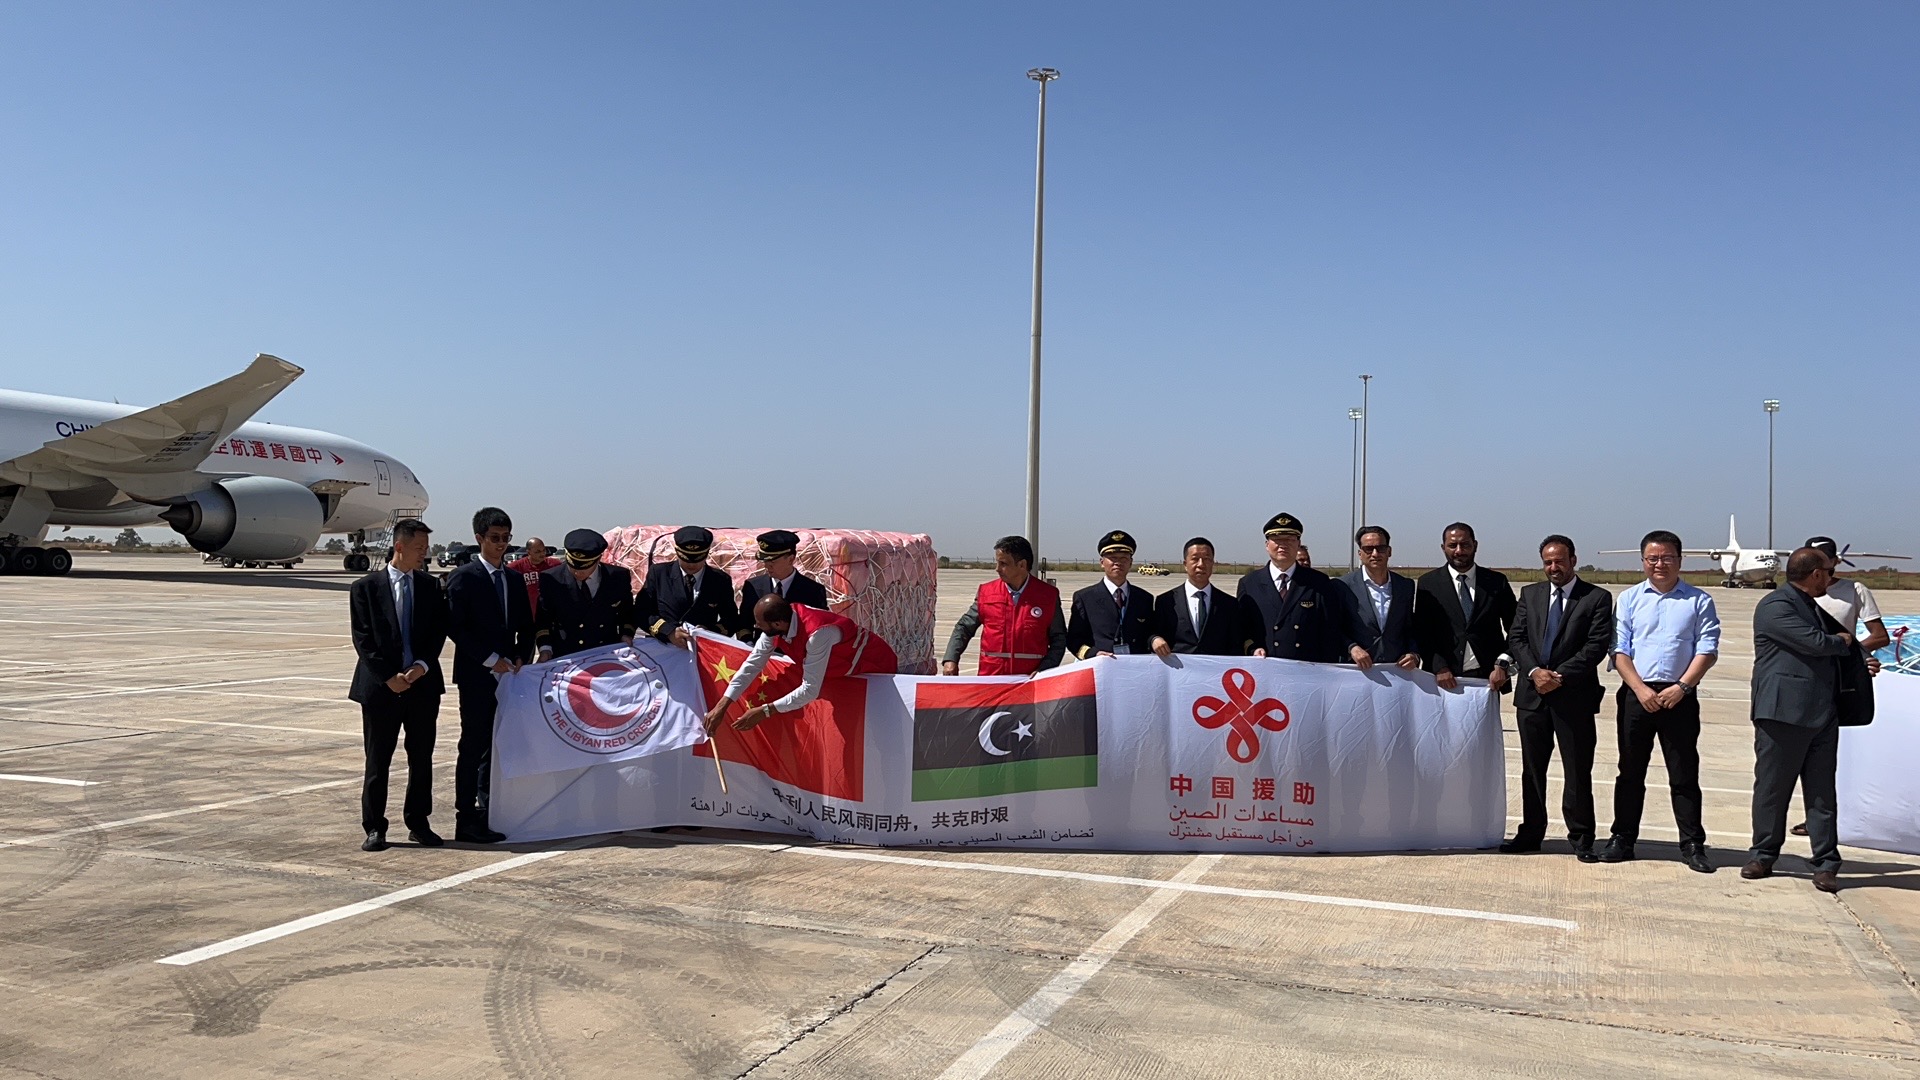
[706,716,729,794]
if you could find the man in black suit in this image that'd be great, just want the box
[1336,525,1419,671]
[1067,531,1157,659]
[1744,548,1858,892]
[1500,534,1616,859]
[1413,522,1514,694]
[444,507,535,844]
[1236,513,1348,663]
[1150,537,1242,657]
[536,529,638,660]
[639,525,740,647]
[347,518,448,852]
[737,529,829,642]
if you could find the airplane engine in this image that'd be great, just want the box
[160,476,324,561]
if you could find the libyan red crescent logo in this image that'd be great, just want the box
[538,648,668,753]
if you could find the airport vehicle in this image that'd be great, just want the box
[437,542,476,569]
[1136,565,1169,576]
[1602,515,1909,588]
[0,355,428,575]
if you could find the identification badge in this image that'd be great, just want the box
[1300,600,1315,608]
[1030,606,1045,618]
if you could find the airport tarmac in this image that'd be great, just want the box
[3,552,1919,1078]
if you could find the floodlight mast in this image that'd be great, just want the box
[1024,67,1058,567]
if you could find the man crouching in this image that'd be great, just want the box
[705,595,899,731]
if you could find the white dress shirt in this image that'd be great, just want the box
[725,622,844,713]
[386,564,425,672]
[1448,564,1511,672]
[1363,572,1393,631]
[476,552,508,670]
[1102,577,1133,654]
[1184,581,1213,635]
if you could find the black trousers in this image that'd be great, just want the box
[361,691,439,834]
[1750,718,1841,872]
[1610,683,1705,846]
[1515,704,1598,845]
[455,681,498,825]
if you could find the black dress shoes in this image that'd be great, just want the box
[1679,840,1715,874]
[407,826,444,847]
[362,830,389,852]
[1812,870,1841,893]
[1741,860,1772,879]
[1497,835,1541,854]
[1574,842,1599,864]
[1597,837,1635,863]
[456,824,507,844]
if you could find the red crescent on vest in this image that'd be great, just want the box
[565,661,640,730]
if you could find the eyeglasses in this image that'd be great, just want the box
[1643,555,1680,565]
[1359,545,1388,554]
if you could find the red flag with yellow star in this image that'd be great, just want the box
[694,635,866,801]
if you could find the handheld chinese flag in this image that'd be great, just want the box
[694,635,866,802]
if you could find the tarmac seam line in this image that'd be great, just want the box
[781,845,1578,930]
[1831,893,1920,1000]
[733,944,946,1079]
[0,777,355,849]
[936,853,1222,1080]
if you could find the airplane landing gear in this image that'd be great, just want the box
[0,545,73,576]
[343,530,374,573]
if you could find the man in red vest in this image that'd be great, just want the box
[940,534,1066,676]
[706,594,899,731]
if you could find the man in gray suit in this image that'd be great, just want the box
[1338,526,1418,672]
[1744,547,1855,892]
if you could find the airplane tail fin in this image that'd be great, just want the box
[1728,514,1740,551]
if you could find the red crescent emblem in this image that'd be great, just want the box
[1192,668,1289,763]
[564,661,641,730]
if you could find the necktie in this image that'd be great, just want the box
[494,567,509,620]
[686,573,700,602]
[398,573,415,670]
[1276,572,1290,605]
[1114,587,1126,614]
[1544,587,1565,659]
[1195,589,1209,637]
[775,578,785,598]
[1457,573,1474,623]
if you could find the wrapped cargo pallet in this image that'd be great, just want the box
[603,526,938,674]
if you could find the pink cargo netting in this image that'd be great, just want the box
[603,526,939,675]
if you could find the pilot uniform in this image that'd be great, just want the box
[535,529,638,658]
[1235,513,1350,663]
[638,525,741,642]
[737,529,830,642]
[1066,531,1158,659]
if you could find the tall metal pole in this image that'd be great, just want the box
[1348,408,1363,570]
[1359,375,1373,537]
[1025,68,1058,564]
[1763,399,1781,548]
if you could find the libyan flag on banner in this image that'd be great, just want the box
[911,666,1098,801]
[693,633,867,802]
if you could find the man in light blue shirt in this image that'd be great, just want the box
[1602,529,1721,872]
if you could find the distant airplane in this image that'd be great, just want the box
[1604,515,1909,588]
[0,355,428,576]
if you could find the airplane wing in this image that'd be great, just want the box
[0,355,302,490]
[1597,549,1728,557]
[1845,552,1911,561]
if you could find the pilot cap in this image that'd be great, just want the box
[1098,530,1137,556]
[673,525,714,560]
[755,529,800,561]
[1262,513,1304,538]
[563,528,607,568]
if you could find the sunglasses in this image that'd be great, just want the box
[1359,545,1388,554]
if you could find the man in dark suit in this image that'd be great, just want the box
[737,529,829,642]
[1500,534,1616,859]
[348,518,448,852]
[1067,531,1158,659]
[444,507,535,844]
[1744,548,1857,892]
[639,525,741,647]
[1236,513,1348,663]
[1150,537,1242,657]
[1413,522,1514,694]
[1336,525,1418,671]
[535,529,638,660]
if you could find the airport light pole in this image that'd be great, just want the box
[1024,67,1059,566]
[1358,375,1372,539]
[1348,407,1363,569]
[1763,398,1781,549]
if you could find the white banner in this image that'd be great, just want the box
[1839,674,1920,856]
[489,640,1506,854]
[492,640,710,779]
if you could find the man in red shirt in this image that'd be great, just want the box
[506,537,559,621]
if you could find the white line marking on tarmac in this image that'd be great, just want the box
[144,717,358,738]
[1503,815,1751,843]
[936,854,1221,1080]
[48,627,347,639]
[1504,771,1751,796]
[0,779,354,849]
[155,839,600,966]
[783,847,1578,930]
[0,773,99,787]
[11,676,350,705]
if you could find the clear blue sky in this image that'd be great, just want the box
[2,3,1914,567]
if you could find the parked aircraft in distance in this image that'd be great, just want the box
[0,355,427,575]
[1603,515,1908,588]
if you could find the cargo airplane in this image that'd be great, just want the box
[0,355,427,576]
[1604,515,1908,588]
